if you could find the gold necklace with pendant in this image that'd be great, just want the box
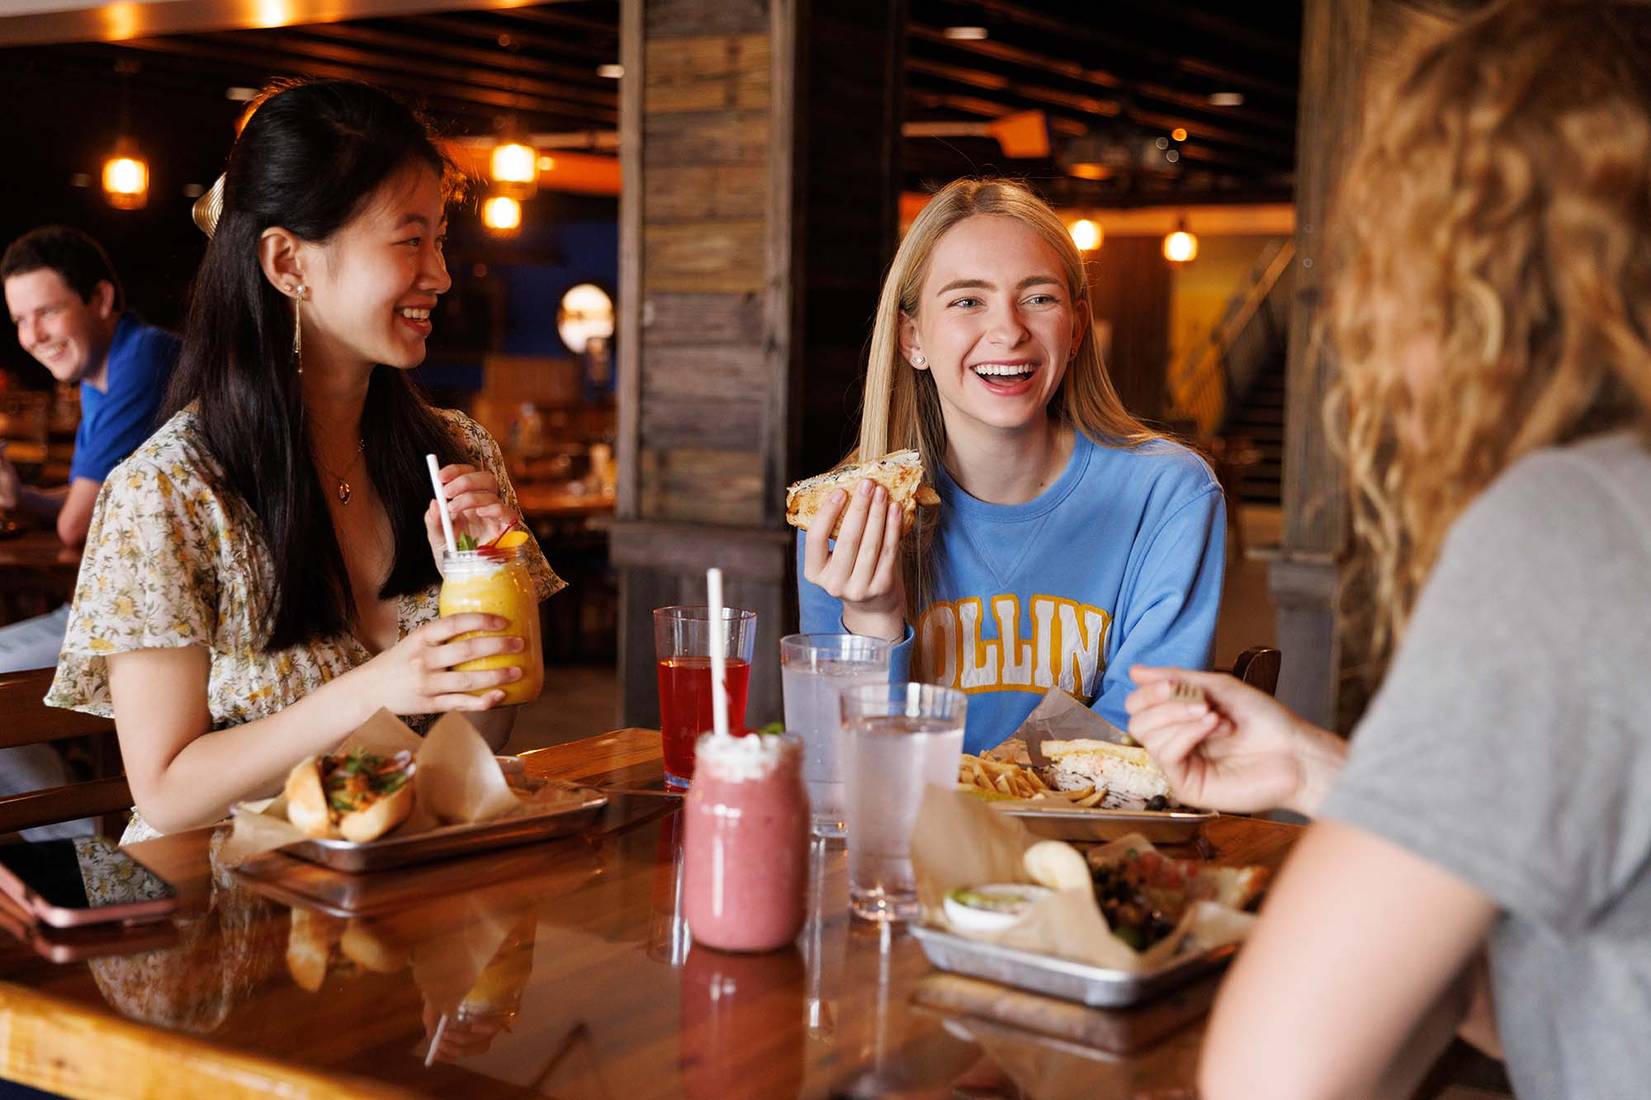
[315,439,366,505]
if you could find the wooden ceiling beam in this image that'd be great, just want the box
[114,35,612,129]
[397,12,616,65]
[258,27,615,111]
[293,21,618,95]
[1102,0,1299,70]
[936,0,1298,102]
[903,81,1286,176]
[485,5,620,43]
[909,24,1296,139]
[192,29,610,120]
[906,91,1087,137]
[904,59,1293,159]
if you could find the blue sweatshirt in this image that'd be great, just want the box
[798,432,1226,754]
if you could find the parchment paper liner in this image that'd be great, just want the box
[912,787,1254,973]
[222,709,590,867]
[1011,686,1131,766]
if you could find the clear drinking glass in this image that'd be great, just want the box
[780,634,892,839]
[840,683,967,922]
[652,606,758,789]
[438,545,545,706]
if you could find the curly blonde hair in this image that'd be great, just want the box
[1329,0,1651,675]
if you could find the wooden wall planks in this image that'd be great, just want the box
[642,111,770,167]
[616,0,901,727]
[644,164,767,222]
[642,221,767,293]
[643,34,770,114]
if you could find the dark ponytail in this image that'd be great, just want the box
[166,80,465,651]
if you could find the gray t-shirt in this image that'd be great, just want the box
[1321,431,1651,1100]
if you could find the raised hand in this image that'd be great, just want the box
[424,462,516,566]
[1125,666,1347,816]
[800,479,907,641]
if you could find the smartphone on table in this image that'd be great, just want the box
[0,892,178,962]
[0,836,178,929]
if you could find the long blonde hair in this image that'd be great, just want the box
[854,178,1160,617]
[1329,0,1651,676]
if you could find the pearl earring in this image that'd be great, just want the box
[911,352,927,367]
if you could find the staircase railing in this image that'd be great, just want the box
[1165,238,1295,438]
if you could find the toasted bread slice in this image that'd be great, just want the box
[283,756,336,840]
[1043,738,1172,807]
[785,450,941,540]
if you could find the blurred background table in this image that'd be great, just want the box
[517,482,617,666]
[0,525,80,627]
[0,728,1301,1100]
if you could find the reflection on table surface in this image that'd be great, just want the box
[0,730,1299,1099]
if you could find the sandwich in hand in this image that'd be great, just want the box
[284,749,416,843]
[1043,739,1176,809]
[785,449,941,540]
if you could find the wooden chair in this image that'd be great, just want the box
[0,667,131,837]
[1231,645,1282,696]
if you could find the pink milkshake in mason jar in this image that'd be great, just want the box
[682,732,808,953]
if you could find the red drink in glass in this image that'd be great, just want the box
[652,605,759,789]
[657,657,751,784]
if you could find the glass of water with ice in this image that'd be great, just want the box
[780,634,892,838]
[839,682,966,922]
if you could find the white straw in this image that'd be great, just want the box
[706,567,730,739]
[424,1013,448,1067]
[426,453,456,555]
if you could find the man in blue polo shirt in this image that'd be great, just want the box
[0,227,177,837]
[1,226,178,551]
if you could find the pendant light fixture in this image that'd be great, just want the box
[1163,216,1198,264]
[101,59,149,210]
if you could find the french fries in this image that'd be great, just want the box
[957,753,1108,809]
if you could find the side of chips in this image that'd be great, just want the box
[957,753,1107,808]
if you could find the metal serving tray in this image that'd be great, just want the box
[910,924,1237,1008]
[278,787,609,873]
[991,802,1216,844]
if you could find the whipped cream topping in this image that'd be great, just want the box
[694,732,792,782]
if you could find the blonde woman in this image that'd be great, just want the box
[1125,2,1651,1095]
[798,179,1225,753]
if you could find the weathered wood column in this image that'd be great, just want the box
[611,0,903,728]
[1271,0,1452,729]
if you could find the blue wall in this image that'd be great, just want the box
[501,219,619,357]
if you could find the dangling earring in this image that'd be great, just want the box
[288,284,307,374]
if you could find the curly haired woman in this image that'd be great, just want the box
[1125,2,1651,1096]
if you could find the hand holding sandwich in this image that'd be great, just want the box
[798,478,909,642]
[1125,666,1347,817]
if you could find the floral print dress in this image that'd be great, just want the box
[46,407,563,843]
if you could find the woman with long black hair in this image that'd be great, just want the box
[46,80,561,841]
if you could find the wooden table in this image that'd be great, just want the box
[0,730,1300,1099]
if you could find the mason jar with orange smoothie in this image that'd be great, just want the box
[438,532,544,705]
